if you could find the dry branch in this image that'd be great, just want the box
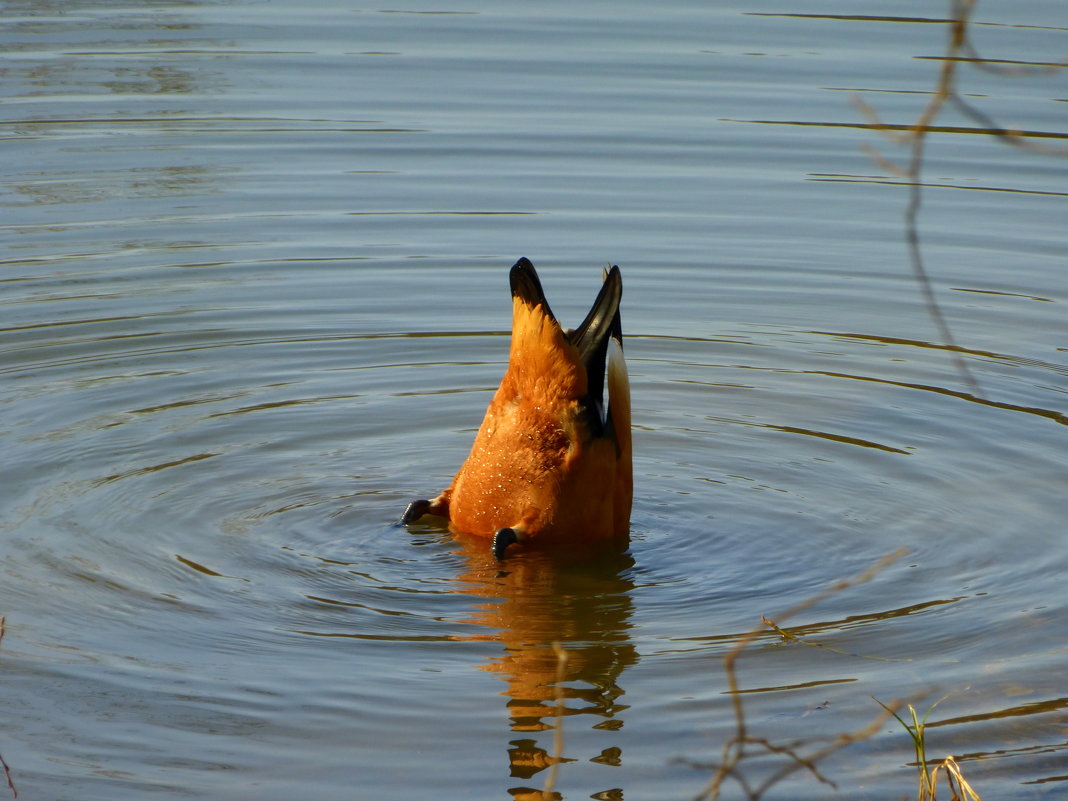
[0,751,15,800]
[694,548,909,801]
[857,1,1068,400]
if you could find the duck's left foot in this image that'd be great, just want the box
[492,528,519,560]
[400,499,431,525]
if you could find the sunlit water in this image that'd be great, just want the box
[2,2,1066,799]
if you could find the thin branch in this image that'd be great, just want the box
[752,698,905,797]
[541,641,569,799]
[948,93,1068,157]
[0,751,16,800]
[0,618,15,798]
[857,0,1068,398]
[696,548,909,801]
[960,36,1068,78]
[901,0,982,398]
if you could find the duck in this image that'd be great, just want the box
[401,257,631,559]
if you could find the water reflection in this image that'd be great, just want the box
[451,538,638,794]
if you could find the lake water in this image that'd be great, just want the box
[2,1,1066,799]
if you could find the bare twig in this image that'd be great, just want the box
[0,751,16,799]
[960,35,1068,79]
[751,699,904,797]
[902,0,981,398]
[947,92,1068,157]
[541,641,569,799]
[857,1,1068,400]
[0,617,16,799]
[695,548,909,801]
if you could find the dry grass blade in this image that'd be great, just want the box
[931,755,983,801]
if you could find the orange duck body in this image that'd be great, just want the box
[402,257,631,559]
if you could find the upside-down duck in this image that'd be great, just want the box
[401,257,631,559]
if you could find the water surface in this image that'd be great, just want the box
[2,2,1066,799]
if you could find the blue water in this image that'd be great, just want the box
[2,2,1066,799]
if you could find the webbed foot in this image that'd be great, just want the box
[400,499,432,525]
[492,528,519,560]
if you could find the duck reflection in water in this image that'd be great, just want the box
[402,257,632,561]
[451,536,638,796]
